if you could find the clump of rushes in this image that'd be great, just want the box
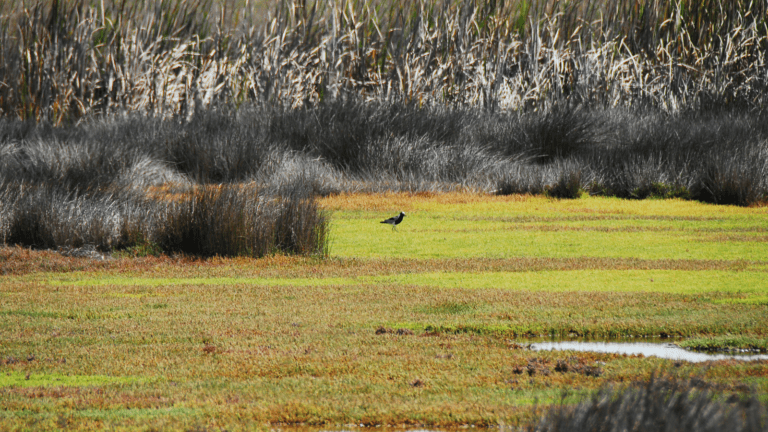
[2,102,767,206]
[0,181,329,258]
[544,167,584,199]
[154,182,329,257]
[532,375,766,432]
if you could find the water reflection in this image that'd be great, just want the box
[530,341,768,362]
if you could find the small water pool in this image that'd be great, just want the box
[530,341,768,362]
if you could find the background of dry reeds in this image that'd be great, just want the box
[1,0,767,255]
[1,0,767,119]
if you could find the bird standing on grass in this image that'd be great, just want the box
[381,211,406,231]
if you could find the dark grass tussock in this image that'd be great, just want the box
[0,107,332,257]
[529,375,768,432]
[155,183,328,257]
[0,181,329,258]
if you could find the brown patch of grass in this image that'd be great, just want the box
[0,246,113,275]
[376,327,415,336]
[555,358,604,377]
[3,245,761,277]
[0,245,316,276]
[430,224,685,234]
[516,224,678,233]
[409,378,426,388]
[319,192,532,211]
[697,234,768,243]
[524,358,552,376]
[242,256,762,277]
[202,344,219,354]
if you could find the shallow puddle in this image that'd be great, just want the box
[530,341,768,362]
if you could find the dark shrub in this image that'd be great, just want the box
[3,185,141,251]
[4,187,57,250]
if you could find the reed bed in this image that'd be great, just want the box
[1,0,766,121]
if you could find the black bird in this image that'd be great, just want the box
[381,211,406,231]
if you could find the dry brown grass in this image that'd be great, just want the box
[1,244,759,278]
[1,0,765,122]
[320,190,533,211]
[0,245,114,275]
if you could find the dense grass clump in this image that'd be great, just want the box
[0,181,328,258]
[1,184,136,252]
[154,183,328,257]
[531,375,767,432]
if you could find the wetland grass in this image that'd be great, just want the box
[1,193,767,428]
[2,0,768,427]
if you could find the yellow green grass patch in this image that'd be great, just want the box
[36,270,768,296]
[326,195,768,260]
[320,193,768,218]
[372,270,768,294]
[0,372,136,388]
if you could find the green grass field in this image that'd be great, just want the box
[1,194,767,430]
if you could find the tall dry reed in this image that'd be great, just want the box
[1,0,765,123]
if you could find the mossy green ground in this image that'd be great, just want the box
[0,372,136,388]
[1,194,767,430]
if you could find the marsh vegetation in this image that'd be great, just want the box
[1,1,767,428]
[1,0,768,256]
